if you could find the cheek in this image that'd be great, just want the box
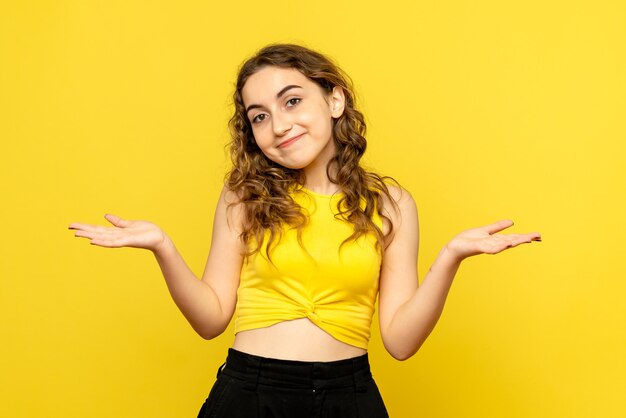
[251,130,279,160]
[250,126,270,146]
[301,107,333,135]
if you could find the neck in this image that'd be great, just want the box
[301,149,340,195]
[302,170,339,195]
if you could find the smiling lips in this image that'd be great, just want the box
[277,133,304,148]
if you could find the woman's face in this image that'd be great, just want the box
[241,66,345,171]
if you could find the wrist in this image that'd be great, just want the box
[442,243,466,265]
[152,232,174,257]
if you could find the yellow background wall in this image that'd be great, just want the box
[1,1,624,417]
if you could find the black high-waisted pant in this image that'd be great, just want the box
[197,348,389,418]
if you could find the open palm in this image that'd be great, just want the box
[446,220,541,261]
[68,214,166,252]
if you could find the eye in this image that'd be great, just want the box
[286,98,301,107]
[251,113,267,124]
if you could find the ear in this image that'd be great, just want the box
[329,86,346,119]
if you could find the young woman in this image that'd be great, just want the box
[69,44,541,417]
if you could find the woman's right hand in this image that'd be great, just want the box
[68,214,168,253]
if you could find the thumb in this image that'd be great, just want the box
[482,219,514,235]
[104,213,131,228]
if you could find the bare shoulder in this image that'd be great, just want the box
[375,181,417,241]
[220,184,243,207]
[379,183,417,221]
[216,185,247,237]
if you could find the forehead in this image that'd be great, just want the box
[241,66,318,106]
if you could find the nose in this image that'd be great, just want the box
[271,111,292,136]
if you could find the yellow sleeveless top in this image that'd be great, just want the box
[234,187,383,349]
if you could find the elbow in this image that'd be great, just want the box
[198,330,220,340]
[383,336,425,361]
[189,309,231,340]
[388,346,419,361]
[390,352,412,362]
[194,323,227,340]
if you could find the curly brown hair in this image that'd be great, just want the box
[226,43,400,260]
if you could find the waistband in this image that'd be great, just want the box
[219,348,373,391]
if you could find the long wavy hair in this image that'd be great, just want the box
[226,43,400,260]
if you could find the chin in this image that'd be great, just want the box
[278,162,309,170]
[269,157,313,171]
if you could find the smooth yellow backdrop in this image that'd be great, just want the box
[1,1,624,417]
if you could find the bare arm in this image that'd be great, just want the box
[69,185,245,339]
[378,188,541,360]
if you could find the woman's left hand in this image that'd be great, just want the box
[446,220,541,262]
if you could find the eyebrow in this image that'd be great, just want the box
[245,84,303,114]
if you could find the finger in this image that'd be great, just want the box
[499,233,542,249]
[68,222,98,230]
[73,230,93,239]
[508,236,533,248]
[522,232,542,243]
[90,237,125,247]
[500,232,542,243]
[482,219,514,235]
[68,222,114,234]
[74,226,122,240]
[104,214,131,228]
[73,230,108,240]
